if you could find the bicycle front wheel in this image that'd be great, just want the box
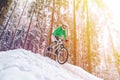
[57,47,68,64]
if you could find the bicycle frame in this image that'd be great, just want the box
[53,39,64,54]
[45,39,68,64]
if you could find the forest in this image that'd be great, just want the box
[0,0,120,80]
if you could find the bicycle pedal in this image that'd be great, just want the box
[48,47,53,52]
[47,47,50,51]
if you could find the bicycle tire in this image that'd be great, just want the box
[57,47,68,64]
[44,45,51,56]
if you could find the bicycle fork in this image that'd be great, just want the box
[55,44,64,55]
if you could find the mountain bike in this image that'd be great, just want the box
[44,39,69,64]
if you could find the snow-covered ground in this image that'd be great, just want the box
[0,49,103,80]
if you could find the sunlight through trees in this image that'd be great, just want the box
[0,0,120,79]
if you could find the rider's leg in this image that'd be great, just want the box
[48,35,57,52]
[51,35,57,46]
[51,35,57,42]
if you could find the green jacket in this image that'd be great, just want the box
[52,26,67,40]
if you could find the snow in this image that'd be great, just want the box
[0,49,103,80]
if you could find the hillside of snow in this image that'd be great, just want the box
[0,49,103,80]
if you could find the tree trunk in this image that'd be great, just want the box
[9,0,28,48]
[0,1,17,40]
[49,0,55,45]
[73,0,76,65]
[23,11,34,48]
[86,0,92,73]
[57,0,60,24]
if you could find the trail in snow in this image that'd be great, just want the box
[0,49,103,80]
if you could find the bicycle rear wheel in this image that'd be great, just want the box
[44,45,52,56]
[57,47,68,64]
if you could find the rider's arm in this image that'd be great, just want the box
[63,30,69,43]
[63,30,67,40]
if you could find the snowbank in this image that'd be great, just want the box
[0,49,103,80]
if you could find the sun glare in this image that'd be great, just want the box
[103,0,120,30]
[102,0,120,52]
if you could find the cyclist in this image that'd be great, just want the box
[52,24,68,42]
[45,24,69,64]
[49,24,68,52]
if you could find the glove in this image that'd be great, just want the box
[65,40,68,42]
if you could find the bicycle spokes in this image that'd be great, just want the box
[57,48,68,64]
